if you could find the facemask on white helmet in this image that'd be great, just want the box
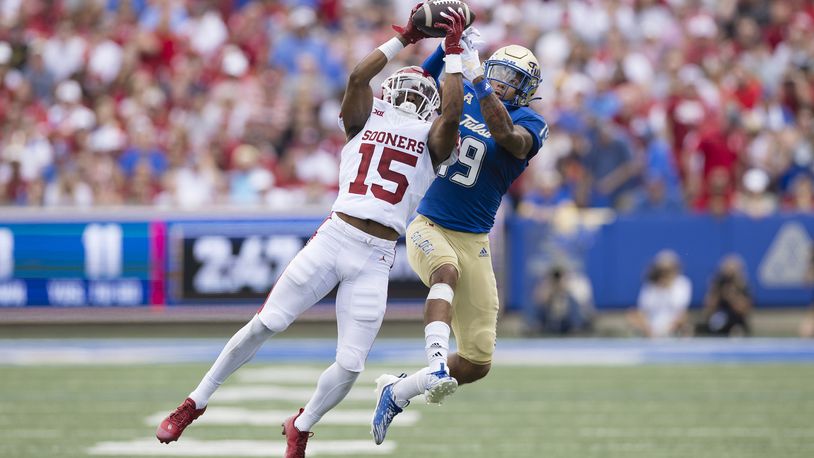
[381,66,440,121]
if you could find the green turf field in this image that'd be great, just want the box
[1,363,813,458]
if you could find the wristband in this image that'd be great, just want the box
[444,54,463,74]
[473,78,493,99]
[377,37,405,62]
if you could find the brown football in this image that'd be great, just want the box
[411,0,475,38]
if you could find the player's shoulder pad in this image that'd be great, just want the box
[341,98,388,131]
[372,97,389,110]
[512,107,549,141]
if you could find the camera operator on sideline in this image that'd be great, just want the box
[533,263,595,335]
[699,254,753,337]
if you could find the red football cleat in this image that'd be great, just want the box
[281,408,314,458]
[156,398,206,444]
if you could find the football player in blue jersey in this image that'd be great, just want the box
[372,29,549,445]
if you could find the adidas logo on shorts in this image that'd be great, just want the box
[479,248,489,257]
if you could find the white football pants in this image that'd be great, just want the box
[257,213,396,372]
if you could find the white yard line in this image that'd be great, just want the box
[88,438,395,456]
[145,407,419,427]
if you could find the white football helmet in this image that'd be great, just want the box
[484,45,541,106]
[381,66,440,121]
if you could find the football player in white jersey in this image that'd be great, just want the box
[154,4,467,457]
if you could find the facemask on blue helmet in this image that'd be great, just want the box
[483,46,541,106]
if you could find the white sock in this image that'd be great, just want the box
[294,363,359,432]
[189,315,275,409]
[424,321,450,373]
[392,367,430,406]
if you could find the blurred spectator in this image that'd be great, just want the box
[699,254,753,337]
[229,143,273,206]
[733,168,778,218]
[0,160,26,205]
[128,160,156,204]
[86,153,126,205]
[270,6,344,93]
[1,116,53,183]
[42,21,86,82]
[48,80,96,136]
[182,2,228,58]
[119,125,168,178]
[627,250,693,338]
[639,125,682,199]
[517,170,572,219]
[86,25,124,86]
[694,167,734,217]
[44,166,93,207]
[532,264,595,335]
[629,173,685,215]
[22,47,55,102]
[159,149,224,208]
[89,97,127,154]
[799,245,814,338]
[139,0,188,33]
[783,173,814,212]
[582,122,640,208]
[686,115,743,208]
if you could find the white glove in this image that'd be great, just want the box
[441,26,484,50]
[460,37,484,82]
[461,26,485,49]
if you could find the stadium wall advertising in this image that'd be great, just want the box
[0,215,428,307]
[0,222,152,307]
[165,218,428,306]
[3,213,814,309]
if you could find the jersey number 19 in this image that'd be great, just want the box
[438,136,486,187]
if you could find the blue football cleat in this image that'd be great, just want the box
[371,374,407,445]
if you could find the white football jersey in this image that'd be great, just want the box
[332,98,438,235]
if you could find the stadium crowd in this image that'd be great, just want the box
[0,0,813,215]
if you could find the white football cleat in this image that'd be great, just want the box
[424,367,458,404]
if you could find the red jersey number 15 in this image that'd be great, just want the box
[348,143,417,205]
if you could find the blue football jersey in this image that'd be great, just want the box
[418,81,549,233]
